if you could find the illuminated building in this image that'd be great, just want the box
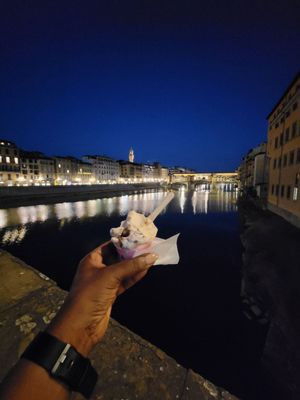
[53,156,77,185]
[160,167,169,182]
[129,147,134,163]
[82,155,120,183]
[20,151,55,186]
[77,161,93,184]
[53,156,93,185]
[119,160,142,182]
[142,164,155,181]
[0,140,20,186]
[238,142,268,198]
[267,71,300,227]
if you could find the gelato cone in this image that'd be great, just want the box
[110,210,158,259]
[110,192,180,265]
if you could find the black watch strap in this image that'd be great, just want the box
[21,331,98,399]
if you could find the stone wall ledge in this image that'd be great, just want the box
[0,183,165,208]
[0,250,238,400]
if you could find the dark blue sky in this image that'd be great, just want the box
[1,0,299,171]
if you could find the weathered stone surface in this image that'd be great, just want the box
[181,370,238,400]
[0,250,54,313]
[0,251,239,400]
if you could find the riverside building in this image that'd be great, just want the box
[0,140,20,186]
[53,156,93,185]
[20,151,55,186]
[267,71,300,227]
[119,160,143,182]
[82,155,120,183]
[238,142,268,198]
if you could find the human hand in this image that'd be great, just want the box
[47,242,158,356]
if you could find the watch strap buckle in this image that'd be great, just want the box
[51,343,71,374]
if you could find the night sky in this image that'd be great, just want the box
[1,1,300,171]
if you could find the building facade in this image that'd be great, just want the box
[20,151,55,185]
[0,140,20,186]
[119,161,142,182]
[238,142,268,198]
[161,167,169,182]
[77,161,93,184]
[53,157,76,185]
[267,71,300,227]
[142,164,155,181]
[82,155,120,183]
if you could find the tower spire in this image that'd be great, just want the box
[129,147,134,163]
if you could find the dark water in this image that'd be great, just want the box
[0,189,269,399]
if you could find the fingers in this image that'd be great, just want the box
[110,253,158,282]
[79,241,112,271]
[117,270,148,295]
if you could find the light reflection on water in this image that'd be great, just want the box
[0,190,237,246]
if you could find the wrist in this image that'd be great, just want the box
[46,303,94,357]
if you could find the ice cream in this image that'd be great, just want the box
[110,210,158,250]
[110,192,175,259]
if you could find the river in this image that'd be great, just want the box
[0,189,269,399]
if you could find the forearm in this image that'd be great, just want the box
[0,359,70,400]
[0,302,94,400]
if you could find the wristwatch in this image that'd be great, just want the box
[21,331,98,399]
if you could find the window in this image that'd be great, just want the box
[287,186,291,199]
[283,154,287,167]
[14,157,19,164]
[276,185,279,196]
[273,158,277,169]
[285,111,290,118]
[281,185,285,197]
[289,151,295,165]
[275,137,278,148]
[280,117,284,124]
[297,149,300,164]
[280,133,284,146]
[8,173,11,180]
[285,128,290,142]
[293,187,298,201]
[275,122,279,128]
[293,102,298,111]
[278,157,282,168]
[0,156,2,163]
[292,122,297,138]
[6,156,10,163]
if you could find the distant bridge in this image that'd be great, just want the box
[169,172,238,191]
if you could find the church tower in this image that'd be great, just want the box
[129,147,134,163]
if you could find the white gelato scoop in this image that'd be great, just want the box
[110,192,176,261]
[110,210,158,249]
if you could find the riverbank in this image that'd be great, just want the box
[238,197,300,399]
[0,183,165,208]
[0,250,238,400]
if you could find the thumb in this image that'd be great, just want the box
[110,253,158,282]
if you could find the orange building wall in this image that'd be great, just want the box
[267,73,300,222]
